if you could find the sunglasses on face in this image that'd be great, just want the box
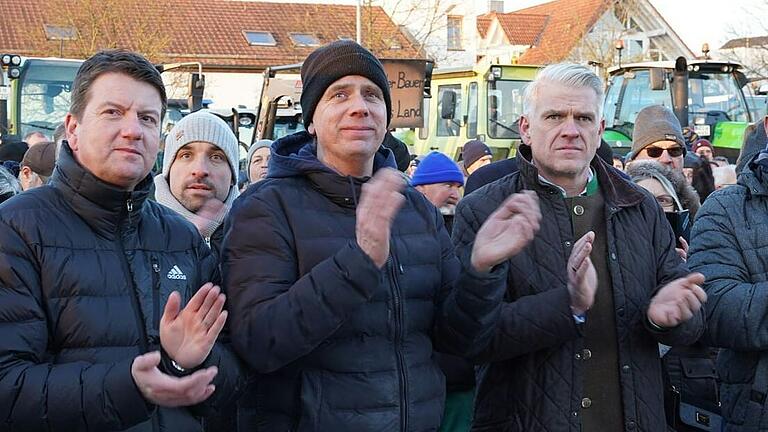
[645,145,684,158]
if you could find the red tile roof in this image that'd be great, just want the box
[477,14,494,39]
[513,0,611,64]
[495,13,550,46]
[0,0,420,70]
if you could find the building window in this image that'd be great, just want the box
[447,16,463,51]
[489,0,504,13]
[243,31,276,46]
[290,33,321,47]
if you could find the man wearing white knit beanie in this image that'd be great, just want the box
[154,110,240,259]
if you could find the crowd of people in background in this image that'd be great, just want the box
[0,40,767,432]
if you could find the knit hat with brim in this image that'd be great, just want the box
[163,111,239,180]
[411,151,464,186]
[300,40,392,128]
[629,105,686,160]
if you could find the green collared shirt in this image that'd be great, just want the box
[538,167,599,197]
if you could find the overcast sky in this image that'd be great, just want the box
[262,0,768,55]
[508,0,768,54]
[510,0,768,52]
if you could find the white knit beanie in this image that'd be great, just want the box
[163,111,239,179]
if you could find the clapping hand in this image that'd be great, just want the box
[647,273,707,328]
[567,232,597,315]
[356,168,406,268]
[470,191,541,273]
[160,283,227,370]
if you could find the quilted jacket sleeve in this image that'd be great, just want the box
[0,219,152,431]
[446,196,582,362]
[644,197,704,346]
[184,238,247,416]
[431,205,509,358]
[689,189,768,350]
[223,194,382,373]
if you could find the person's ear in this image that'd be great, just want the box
[64,113,80,150]
[519,115,531,144]
[19,165,31,180]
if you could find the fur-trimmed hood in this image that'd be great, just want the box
[626,160,701,219]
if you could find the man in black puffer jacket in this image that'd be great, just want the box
[453,63,707,432]
[0,50,243,432]
[224,40,541,432]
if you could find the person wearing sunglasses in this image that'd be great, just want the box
[627,105,687,173]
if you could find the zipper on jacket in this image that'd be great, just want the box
[388,250,409,432]
[115,234,149,353]
[115,230,159,432]
[119,194,159,432]
[151,256,161,336]
[126,197,134,225]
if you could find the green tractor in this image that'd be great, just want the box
[603,57,753,162]
[0,55,82,142]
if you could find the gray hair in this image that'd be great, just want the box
[523,63,604,118]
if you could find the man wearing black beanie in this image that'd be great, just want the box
[225,40,541,431]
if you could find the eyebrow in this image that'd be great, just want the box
[325,82,353,94]
[139,109,162,119]
[540,109,595,118]
[540,109,564,118]
[573,111,596,118]
[96,101,161,118]
[325,82,383,96]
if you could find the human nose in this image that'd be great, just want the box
[658,150,672,164]
[560,116,579,137]
[348,92,370,117]
[190,156,210,178]
[121,115,144,140]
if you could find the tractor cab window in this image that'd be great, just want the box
[487,79,527,139]
[436,84,462,137]
[17,60,79,139]
[688,71,749,124]
[614,70,672,129]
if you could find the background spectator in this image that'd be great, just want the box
[19,141,55,191]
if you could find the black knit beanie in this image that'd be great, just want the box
[300,40,392,129]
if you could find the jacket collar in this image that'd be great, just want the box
[517,144,645,208]
[50,142,153,239]
[270,131,398,208]
[740,150,768,197]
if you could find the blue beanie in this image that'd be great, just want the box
[410,151,464,187]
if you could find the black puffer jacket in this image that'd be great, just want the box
[689,155,768,431]
[224,131,506,432]
[0,145,243,432]
[453,145,704,432]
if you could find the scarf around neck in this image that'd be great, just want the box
[153,174,238,240]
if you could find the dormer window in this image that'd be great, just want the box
[290,33,320,47]
[244,31,277,46]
